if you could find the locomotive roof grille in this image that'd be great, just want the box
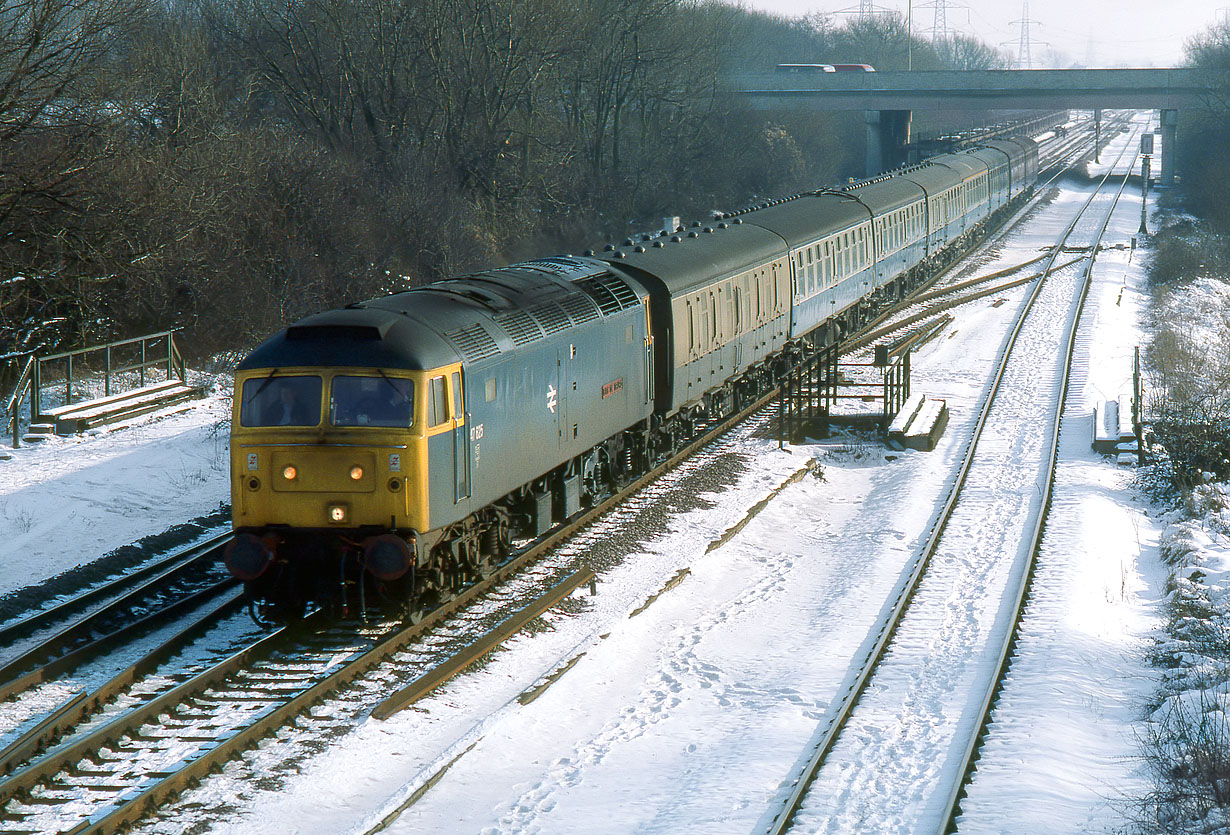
[495,310,544,347]
[575,275,639,315]
[444,323,501,362]
[514,257,604,279]
[530,303,571,335]
[559,293,601,325]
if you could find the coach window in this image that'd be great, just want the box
[428,375,448,427]
[688,302,695,355]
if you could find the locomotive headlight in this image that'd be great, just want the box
[282,465,298,481]
[328,504,348,523]
[349,466,364,481]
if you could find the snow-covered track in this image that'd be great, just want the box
[0,379,785,833]
[0,532,234,694]
[764,128,1140,835]
[846,117,1116,363]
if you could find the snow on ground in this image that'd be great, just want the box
[0,116,1171,834]
[0,384,232,599]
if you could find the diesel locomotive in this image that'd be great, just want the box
[226,137,1039,620]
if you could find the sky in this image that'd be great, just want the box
[728,0,1221,67]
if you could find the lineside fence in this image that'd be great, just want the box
[776,342,911,446]
[4,330,186,448]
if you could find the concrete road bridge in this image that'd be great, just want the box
[731,68,1214,182]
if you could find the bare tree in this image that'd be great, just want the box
[0,0,150,353]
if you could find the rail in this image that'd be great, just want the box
[761,127,1137,835]
[936,146,1141,834]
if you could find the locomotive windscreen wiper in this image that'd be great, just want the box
[249,368,281,401]
[374,367,400,395]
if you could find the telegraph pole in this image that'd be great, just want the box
[1139,133,1153,235]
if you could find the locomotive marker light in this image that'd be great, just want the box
[282,465,297,481]
[328,504,348,523]
[350,465,364,481]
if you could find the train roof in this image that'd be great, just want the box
[964,146,1011,170]
[980,139,1030,165]
[928,153,988,181]
[597,221,784,296]
[845,176,927,214]
[238,257,646,372]
[896,159,964,195]
[732,193,871,248]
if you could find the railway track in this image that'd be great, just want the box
[0,118,1115,834]
[0,370,791,834]
[0,534,236,696]
[762,124,1141,835]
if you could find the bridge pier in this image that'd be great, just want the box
[865,110,912,176]
[1160,109,1177,187]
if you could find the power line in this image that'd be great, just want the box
[829,0,895,24]
[915,0,963,45]
[1003,1,1049,69]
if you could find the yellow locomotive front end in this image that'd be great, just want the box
[227,365,438,618]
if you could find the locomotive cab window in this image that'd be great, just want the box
[240,375,322,427]
[330,375,414,428]
[427,375,448,427]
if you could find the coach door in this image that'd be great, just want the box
[451,371,470,502]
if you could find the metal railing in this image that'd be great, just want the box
[4,330,185,448]
[4,354,35,449]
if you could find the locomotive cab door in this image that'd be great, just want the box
[556,346,571,448]
[450,371,470,502]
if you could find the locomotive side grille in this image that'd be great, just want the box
[495,310,544,347]
[576,275,640,316]
[444,324,501,362]
[530,303,572,335]
[559,294,600,325]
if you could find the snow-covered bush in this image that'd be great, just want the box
[1138,478,1230,833]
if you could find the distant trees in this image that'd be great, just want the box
[1179,20,1230,226]
[1140,20,1230,486]
[0,0,151,354]
[0,0,1014,362]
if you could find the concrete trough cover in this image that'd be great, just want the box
[887,393,949,451]
[1093,399,1120,454]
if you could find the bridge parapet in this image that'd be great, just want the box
[732,68,1209,111]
